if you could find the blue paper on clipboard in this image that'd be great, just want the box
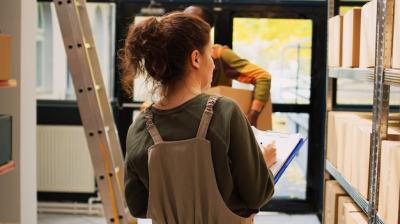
[251,127,307,184]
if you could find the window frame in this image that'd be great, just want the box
[222,5,326,216]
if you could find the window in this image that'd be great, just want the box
[272,112,308,199]
[36,2,116,100]
[233,18,312,200]
[36,3,53,95]
[232,18,312,104]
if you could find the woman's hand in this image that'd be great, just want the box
[262,141,277,168]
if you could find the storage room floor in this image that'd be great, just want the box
[38,212,321,224]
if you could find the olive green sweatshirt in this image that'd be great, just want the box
[124,93,274,218]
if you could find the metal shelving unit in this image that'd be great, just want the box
[325,161,384,224]
[328,68,400,87]
[326,0,397,223]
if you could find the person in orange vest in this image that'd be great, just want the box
[184,5,272,126]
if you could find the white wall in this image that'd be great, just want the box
[0,0,37,223]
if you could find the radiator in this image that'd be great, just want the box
[37,125,95,193]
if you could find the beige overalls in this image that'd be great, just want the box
[143,95,255,224]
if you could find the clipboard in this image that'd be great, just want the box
[251,127,307,184]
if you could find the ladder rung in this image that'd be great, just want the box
[95,84,102,91]
[85,43,91,49]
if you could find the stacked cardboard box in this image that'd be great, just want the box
[327,112,357,169]
[344,203,367,224]
[324,187,369,224]
[0,35,11,80]
[378,137,400,224]
[324,189,370,224]
[323,183,369,224]
[342,8,362,68]
[392,0,400,68]
[206,86,272,131]
[328,15,343,67]
[327,112,339,168]
[338,197,356,224]
[359,0,377,68]
[324,180,347,224]
[327,112,364,188]
[329,0,400,69]
[353,121,372,198]
[327,111,400,199]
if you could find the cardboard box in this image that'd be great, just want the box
[329,112,359,176]
[324,180,346,224]
[329,15,343,67]
[327,112,338,167]
[349,119,365,190]
[342,8,362,67]
[0,35,11,80]
[385,140,400,224]
[326,112,381,198]
[342,203,362,224]
[343,114,369,189]
[336,115,347,176]
[393,0,400,68]
[326,112,351,174]
[338,197,356,224]
[378,139,390,222]
[344,114,372,195]
[345,210,368,224]
[360,0,377,68]
[206,86,272,130]
[343,121,354,183]
[354,123,372,198]
[353,116,400,199]
[0,115,12,166]
[379,138,400,224]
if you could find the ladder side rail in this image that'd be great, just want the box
[53,1,128,223]
[75,0,125,190]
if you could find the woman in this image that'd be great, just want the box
[121,12,275,224]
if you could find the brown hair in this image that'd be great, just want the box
[120,12,211,98]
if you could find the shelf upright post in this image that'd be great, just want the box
[323,0,335,223]
[322,0,335,220]
[326,0,335,112]
[368,0,394,223]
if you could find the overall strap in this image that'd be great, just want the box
[144,108,164,145]
[196,95,220,138]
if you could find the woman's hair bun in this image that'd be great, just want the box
[120,12,211,97]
